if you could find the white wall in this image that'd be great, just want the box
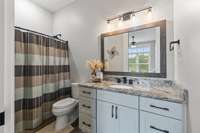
[0,0,5,124]
[0,0,15,132]
[174,0,200,133]
[53,0,174,82]
[15,0,53,35]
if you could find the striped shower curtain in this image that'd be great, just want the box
[15,29,71,133]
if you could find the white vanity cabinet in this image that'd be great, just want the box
[140,97,184,120]
[140,111,183,133]
[140,97,184,133]
[118,105,139,133]
[79,86,97,133]
[97,101,119,133]
[96,90,186,133]
[97,90,139,133]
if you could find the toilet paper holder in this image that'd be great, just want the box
[170,40,180,51]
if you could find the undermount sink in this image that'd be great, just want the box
[110,85,133,89]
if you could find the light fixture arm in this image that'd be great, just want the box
[107,6,152,23]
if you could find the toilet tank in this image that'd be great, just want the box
[71,83,79,99]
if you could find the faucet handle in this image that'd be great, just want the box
[115,78,121,83]
[129,79,133,85]
[122,77,127,84]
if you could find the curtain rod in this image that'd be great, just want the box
[14,26,68,43]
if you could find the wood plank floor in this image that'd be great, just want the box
[36,120,81,133]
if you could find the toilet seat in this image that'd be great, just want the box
[52,83,80,131]
[52,98,78,116]
[53,98,77,109]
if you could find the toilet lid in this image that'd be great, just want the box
[53,98,76,109]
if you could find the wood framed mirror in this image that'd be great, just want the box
[101,20,167,78]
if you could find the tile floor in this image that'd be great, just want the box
[36,122,79,133]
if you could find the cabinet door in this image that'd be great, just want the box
[119,106,139,133]
[97,100,119,133]
[140,111,183,133]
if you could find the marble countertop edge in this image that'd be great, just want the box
[79,82,188,104]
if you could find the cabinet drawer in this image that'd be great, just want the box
[79,114,96,133]
[79,97,96,118]
[97,90,138,109]
[140,97,183,120]
[79,86,96,99]
[140,111,183,133]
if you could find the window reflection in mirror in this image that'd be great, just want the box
[104,27,161,73]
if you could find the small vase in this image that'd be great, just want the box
[90,70,96,81]
[91,70,96,77]
[90,70,101,83]
[96,71,103,82]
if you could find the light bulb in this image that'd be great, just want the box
[132,13,136,22]
[147,8,152,17]
[131,45,136,48]
[107,21,112,32]
[118,17,123,27]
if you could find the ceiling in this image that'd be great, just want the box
[30,0,76,13]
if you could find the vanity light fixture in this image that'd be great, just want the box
[123,12,132,21]
[118,16,123,27]
[147,8,152,16]
[106,6,152,24]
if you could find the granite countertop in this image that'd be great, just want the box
[79,80,188,104]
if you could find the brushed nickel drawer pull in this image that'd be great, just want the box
[82,104,91,109]
[115,106,118,119]
[82,121,91,127]
[150,125,169,133]
[111,105,114,118]
[82,91,91,95]
[150,105,169,111]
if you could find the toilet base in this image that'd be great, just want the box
[55,115,69,131]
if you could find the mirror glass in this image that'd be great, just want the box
[101,20,166,78]
[104,27,160,73]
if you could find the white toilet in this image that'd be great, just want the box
[52,83,79,131]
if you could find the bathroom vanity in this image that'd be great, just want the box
[78,20,187,133]
[78,80,187,133]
